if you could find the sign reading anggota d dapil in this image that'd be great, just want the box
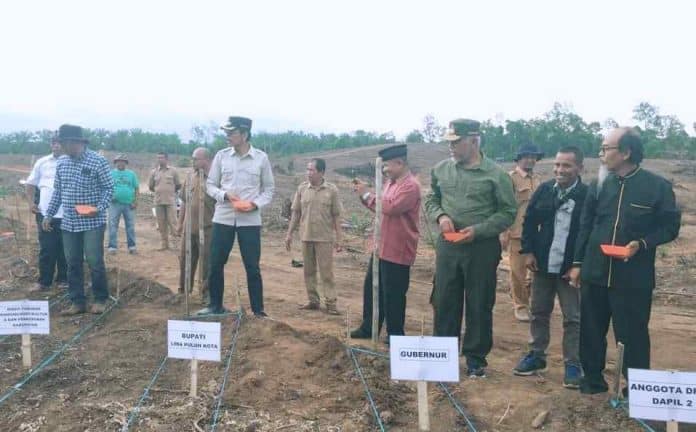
[629,368,696,424]
[0,300,50,335]
[390,336,459,382]
[167,320,221,362]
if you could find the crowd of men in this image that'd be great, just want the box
[26,118,681,394]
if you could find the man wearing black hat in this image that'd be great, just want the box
[350,144,421,340]
[569,128,681,395]
[425,119,517,377]
[201,116,275,316]
[108,154,139,254]
[43,125,114,315]
[502,144,543,322]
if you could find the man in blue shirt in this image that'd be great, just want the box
[108,154,139,254]
[43,124,114,315]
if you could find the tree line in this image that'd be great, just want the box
[0,102,693,159]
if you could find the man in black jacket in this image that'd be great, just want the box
[513,146,587,389]
[569,128,681,395]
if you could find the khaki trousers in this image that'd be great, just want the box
[155,205,176,248]
[508,238,531,310]
[301,241,336,305]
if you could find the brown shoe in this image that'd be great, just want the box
[89,303,107,314]
[325,303,340,316]
[61,304,87,316]
[298,302,320,310]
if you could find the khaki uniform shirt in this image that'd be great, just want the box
[181,171,216,232]
[508,167,540,238]
[291,180,342,242]
[148,166,181,206]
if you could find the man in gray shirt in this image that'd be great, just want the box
[199,116,275,316]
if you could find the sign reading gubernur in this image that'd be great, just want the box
[628,368,696,424]
[0,300,50,335]
[167,320,221,362]
[389,336,459,382]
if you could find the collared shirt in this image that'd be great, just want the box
[508,166,541,238]
[206,146,275,227]
[363,173,421,266]
[181,170,216,232]
[26,153,63,218]
[547,179,579,273]
[425,154,517,240]
[148,165,181,205]
[291,180,342,242]
[46,149,114,232]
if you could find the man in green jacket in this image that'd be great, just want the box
[425,118,517,377]
[569,127,681,395]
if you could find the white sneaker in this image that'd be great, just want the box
[108,248,117,255]
[514,307,530,322]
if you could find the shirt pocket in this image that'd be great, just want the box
[238,166,260,185]
[626,202,654,231]
[515,185,532,204]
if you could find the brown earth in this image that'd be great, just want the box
[0,149,695,431]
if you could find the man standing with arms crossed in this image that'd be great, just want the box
[285,158,343,315]
[201,116,275,317]
[426,119,517,377]
[148,151,181,251]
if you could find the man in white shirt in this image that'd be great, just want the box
[25,136,67,292]
[199,116,275,316]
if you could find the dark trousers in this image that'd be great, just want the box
[36,214,67,287]
[580,282,653,380]
[208,223,264,313]
[179,228,212,294]
[357,256,410,336]
[431,237,501,366]
[62,227,109,306]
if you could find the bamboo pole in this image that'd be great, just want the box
[417,314,430,430]
[613,342,625,400]
[371,158,383,346]
[21,334,31,369]
[184,175,193,317]
[197,171,205,297]
[190,358,198,397]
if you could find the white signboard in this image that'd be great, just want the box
[167,320,221,362]
[628,368,696,424]
[0,300,50,335]
[389,336,459,382]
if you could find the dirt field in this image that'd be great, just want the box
[0,146,695,431]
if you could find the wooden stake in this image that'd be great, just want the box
[371,157,383,346]
[197,171,205,296]
[346,306,351,342]
[190,358,198,397]
[21,334,31,369]
[667,421,679,432]
[235,275,243,314]
[417,381,430,431]
[613,342,625,400]
[184,175,193,317]
[116,268,121,299]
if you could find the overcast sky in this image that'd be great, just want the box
[1,0,694,138]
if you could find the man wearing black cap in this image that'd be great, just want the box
[43,125,113,315]
[502,144,543,322]
[350,144,421,340]
[201,116,275,316]
[425,119,517,377]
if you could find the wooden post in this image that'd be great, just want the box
[190,358,198,397]
[197,171,205,296]
[21,334,31,369]
[28,155,35,241]
[371,157,383,346]
[417,314,430,430]
[346,306,351,342]
[184,175,193,317]
[116,268,121,299]
[666,421,678,432]
[235,275,243,314]
[613,342,625,400]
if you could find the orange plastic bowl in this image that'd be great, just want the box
[75,205,97,215]
[232,200,254,212]
[600,244,630,259]
[443,232,466,243]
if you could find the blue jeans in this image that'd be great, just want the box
[62,227,109,306]
[108,202,136,249]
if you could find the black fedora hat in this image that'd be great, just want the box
[514,144,543,161]
[57,124,89,144]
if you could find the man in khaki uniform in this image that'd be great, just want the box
[285,158,343,315]
[503,144,542,321]
[148,151,181,250]
[177,147,215,301]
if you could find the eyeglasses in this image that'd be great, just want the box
[598,146,619,153]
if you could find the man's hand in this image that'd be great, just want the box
[225,191,239,202]
[458,226,475,243]
[130,202,137,210]
[84,209,98,218]
[525,254,539,272]
[41,216,53,232]
[568,266,581,288]
[29,204,40,214]
[499,231,510,250]
[625,240,641,261]
[438,215,455,233]
[284,234,292,252]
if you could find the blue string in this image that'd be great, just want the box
[210,315,242,431]
[348,347,387,432]
[0,297,119,406]
[437,382,478,432]
[611,398,659,432]
[120,355,169,432]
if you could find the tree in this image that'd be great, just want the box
[405,130,424,143]
[421,114,444,143]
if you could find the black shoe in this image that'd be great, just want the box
[350,328,371,339]
[579,375,609,394]
[466,359,487,378]
[254,311,268,318]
